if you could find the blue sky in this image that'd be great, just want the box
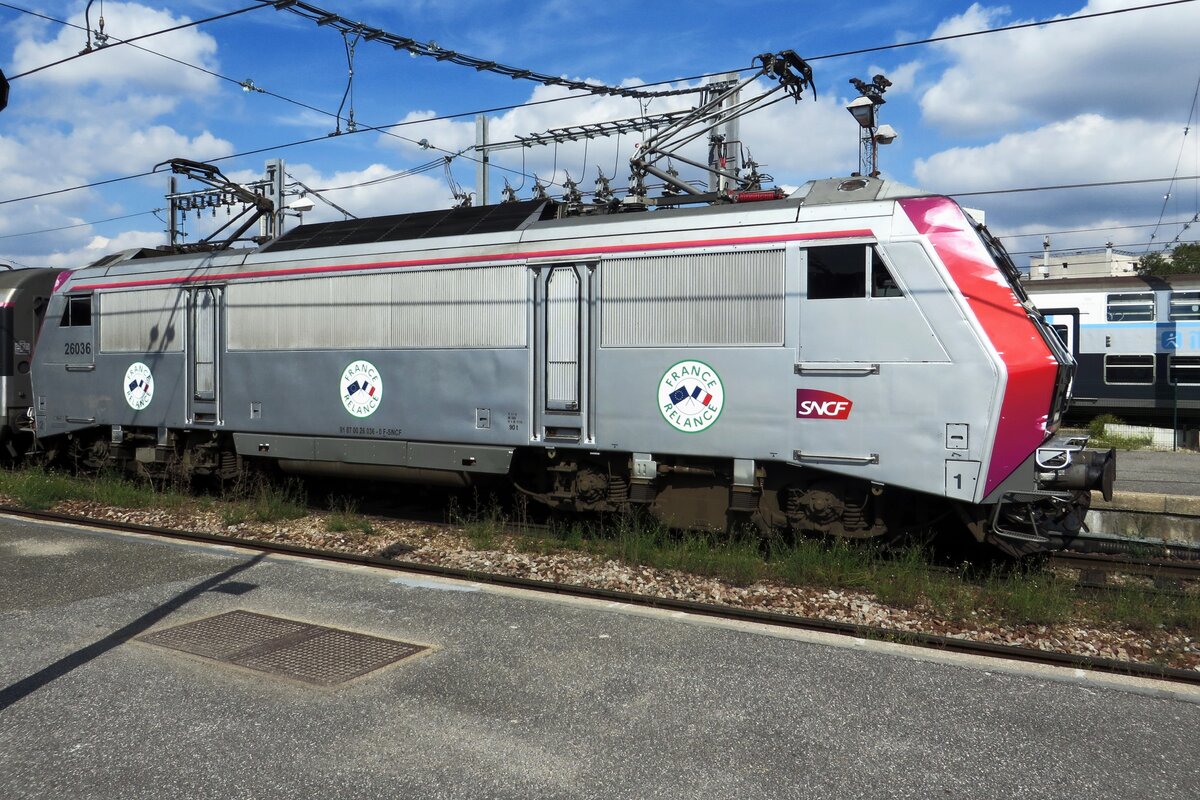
[2,0,1198,268]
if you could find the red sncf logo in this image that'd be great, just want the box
[796,389,853,420]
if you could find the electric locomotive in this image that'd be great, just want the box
[31,176,1113,556]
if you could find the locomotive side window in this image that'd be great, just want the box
[808,245,902,300]
[1104,354,1154,385]
[59,295,92,327]
[807,245,866,299]
[1169,291,1200,321]
[870,248,904,297]
[1169,355,1200,385]
[1106,293,1154,322]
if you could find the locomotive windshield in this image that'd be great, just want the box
[974,221,1075,432]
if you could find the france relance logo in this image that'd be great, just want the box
[123,362,154,411]
[658,359,723,433]
[340,359,383,418]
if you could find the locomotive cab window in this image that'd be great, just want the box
[807,245,902,299]
[1104,354,1154,385]
[1106,293,1154,322]
[871,249,903,297]
[59,295,92,327]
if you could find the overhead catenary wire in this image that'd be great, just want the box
[4,0,1191,119]
[1009,238,1199,256]
[0,0,1196,215]
[1145,68,1200,252]
[263,0,704,100]
[261,0,1199,98]
[949,175,1200,198]
[0,1,271,80]
[0,2,614,204]
[804,0,1197,62]
[1002,217,1200,240]
[284,173,357,219]
[0,209,163,240]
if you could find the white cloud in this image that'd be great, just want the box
[222,161,456,226]
[0,121,232,260]
[32,228,165,270]
[11,2,219,97]
[919,1,1200,134]
[913,114,1185,190]
[914,114,1197,234]
[0,4,234,266]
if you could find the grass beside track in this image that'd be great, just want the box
[453,496,1200,644]
[2,468,1198,654]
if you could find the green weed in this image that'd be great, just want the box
[324,495,374,535]
[0,469,81,510]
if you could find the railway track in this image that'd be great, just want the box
[1051,549,1200,583]
[6,503,1199,688]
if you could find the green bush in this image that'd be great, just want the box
[1088,413,1124,439]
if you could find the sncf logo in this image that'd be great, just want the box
[796,389,853,420]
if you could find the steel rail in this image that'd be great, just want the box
[5,504,1199,687]
[268,0,703,99]
[1061,531,1200,560]
[1050,550,1200,580]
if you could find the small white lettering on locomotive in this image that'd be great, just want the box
[340,359,383,418]
[123,362,154,411]
[658,359,723,433]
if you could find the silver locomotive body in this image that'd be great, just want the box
[32,178,1110,553]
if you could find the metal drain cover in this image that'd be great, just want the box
[138,610,426,686]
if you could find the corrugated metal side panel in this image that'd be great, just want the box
[227,266,526,351]
[99,288,184,353]
[601,249,785,347]
[227,275,390,351]
[389,266,526,348]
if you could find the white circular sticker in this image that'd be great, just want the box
[658,359,723,433]
[123,362,154,411]
[340,359,383,418]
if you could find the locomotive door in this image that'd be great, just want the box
[187,285,222,424]
[534,263,593,443]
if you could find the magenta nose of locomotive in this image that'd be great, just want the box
[1042,448,1116,502]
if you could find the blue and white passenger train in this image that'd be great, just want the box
[15,176,1114,555]
[1025,275,1200,424]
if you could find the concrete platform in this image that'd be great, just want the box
[1083,448,1200,541]
[2,516,1199,799]
[1106,448,1200,497]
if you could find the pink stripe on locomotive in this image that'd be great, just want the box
[901,197,1059,495]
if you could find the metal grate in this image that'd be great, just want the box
[138,610,426,686]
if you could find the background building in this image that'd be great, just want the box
[1026,242,1141,281]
